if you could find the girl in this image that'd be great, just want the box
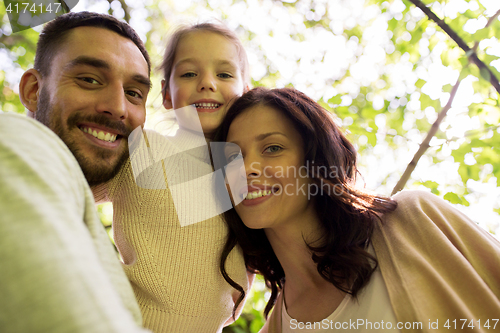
[94,22,251,332]
[215,87,500,332]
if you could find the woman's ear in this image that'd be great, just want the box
[19,69,42,117]
[161,79,173,110]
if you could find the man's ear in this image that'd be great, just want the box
[161,79,173,110]
[19,69,42,117]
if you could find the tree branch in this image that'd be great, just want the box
[59,0,70,13]
[407,0,500,95]
[391,77,461,195]
[474,9,499,53]
[486,9,500,28]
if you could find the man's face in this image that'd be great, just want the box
[36,26,150,186]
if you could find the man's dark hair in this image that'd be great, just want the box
[34,11,151,77]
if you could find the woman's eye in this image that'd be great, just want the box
[264,145,282,154]
[227,153,242,163]
[181,72,196,78]
[218,73,233,79]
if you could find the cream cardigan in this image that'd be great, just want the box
[261,191,500,332]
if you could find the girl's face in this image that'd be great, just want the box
[163,31,246,138]
[225,105,317,231]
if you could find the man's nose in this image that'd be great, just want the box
[96,84,128,120]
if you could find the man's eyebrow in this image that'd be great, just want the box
[133,74,152,90]
[63,56,110,71]
[64,56,151,89]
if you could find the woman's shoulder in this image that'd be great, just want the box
[391,189,442,205]
[381,190,485,239]
[389,190,457,218]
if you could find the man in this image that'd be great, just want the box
[0,12,151,333]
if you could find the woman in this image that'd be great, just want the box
[214,87,500,332]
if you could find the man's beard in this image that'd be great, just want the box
[36,87,131,186]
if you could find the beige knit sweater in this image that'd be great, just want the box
[94,129,248,333]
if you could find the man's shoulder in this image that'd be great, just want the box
[0,113,82,180]
[1,112,41,130]
[0,113,66,148]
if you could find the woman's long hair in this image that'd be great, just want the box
[212,87,397,318]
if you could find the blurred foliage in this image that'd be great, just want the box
[223,275,268,333]
[2,0,500,331]
[97,202,114,244]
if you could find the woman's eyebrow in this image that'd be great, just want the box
[255,132,286,141]
[228,132,286,146]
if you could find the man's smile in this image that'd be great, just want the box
[79,125,118,143]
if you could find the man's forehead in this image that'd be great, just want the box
[59,26,137,55]
[53,26,149,77]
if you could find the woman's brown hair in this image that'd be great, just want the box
[213,87,397,318]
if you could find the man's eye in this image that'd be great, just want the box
[181,72,196,78]
[126,90,143,99]
[78,77,100,84]
[264,145,282,154]
[218,73,233,79]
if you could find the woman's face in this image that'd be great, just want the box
[225,104,317,230]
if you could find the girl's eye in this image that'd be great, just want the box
[264,145,282,154]
[181,72,196,78]
[218,73,233,79]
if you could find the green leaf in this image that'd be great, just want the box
[328,94,342,105]
[442,83,452,93]
[388,18,398,31]
[415,79,426,89]
[419,180,440,195]
[444,192,462,204]
[472,28,491,42]
[366,132,377,147]
[458,164,481,183]
[441,50,450,66]
[443,192,469,206]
